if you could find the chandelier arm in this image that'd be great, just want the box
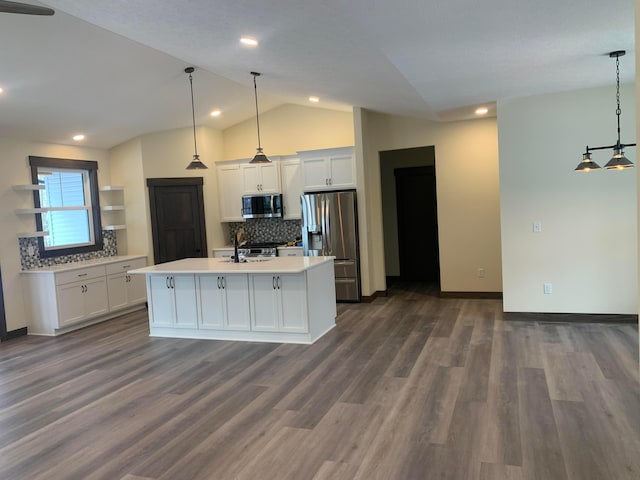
[587,143,637,153]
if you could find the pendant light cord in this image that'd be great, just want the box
[253,72,262,151]
[189,71,199,157]
[615,54,622,146]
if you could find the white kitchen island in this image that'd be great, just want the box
[129,256,336,344]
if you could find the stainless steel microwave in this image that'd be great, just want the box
[242,194,283,218]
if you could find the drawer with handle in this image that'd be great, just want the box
[55,265,107,286]
[106,257,147,275]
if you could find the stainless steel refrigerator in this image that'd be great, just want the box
[301,190,360,302]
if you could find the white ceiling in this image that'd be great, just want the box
[0,0,635,149]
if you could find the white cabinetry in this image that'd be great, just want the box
[57,272,108,327]
[212,248,234,259]
[148,274,198,328]
[198,274,251,330]
[277,247,303,257]
[137,257,336,344]
[280,157,303,219]
[106,258,147,310]
[250,273,308,333]
[299,146,355,192]
[217,164,245,222]
[241,162,280,193]
[21,255,147,336]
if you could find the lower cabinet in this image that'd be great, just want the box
[250,273,308,333]
[149,272,309,335]
[198,275,251,331]
[148,274,198,328]
[22,256,148,336]
[57,277,109,327]
[106,258,147,311]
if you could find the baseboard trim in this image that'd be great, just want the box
[5,327,28,340]
[440,291,503,299]
[503,312,638,324]
[361,290,388,303]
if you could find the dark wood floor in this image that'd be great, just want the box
[0,282,638,480]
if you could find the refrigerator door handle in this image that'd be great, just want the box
[323,196,331,256]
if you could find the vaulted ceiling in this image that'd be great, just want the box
[0,0,635,148]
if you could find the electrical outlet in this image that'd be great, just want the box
[477,268,485,278]
[543,283,552,294]
[533,221,542,233]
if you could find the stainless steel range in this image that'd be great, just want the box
[237,242,280,258]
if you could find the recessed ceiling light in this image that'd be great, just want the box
[308,96,320,103]
[210,109,221,117]
[72,134,85,141]
[475,107,489,115]
[240,37,258,47]
[0,87,3,94]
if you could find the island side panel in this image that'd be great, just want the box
[306,260,337,342]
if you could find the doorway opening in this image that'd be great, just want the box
[147,178,208,264]
[380,146,440,287]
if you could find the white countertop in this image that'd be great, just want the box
[21,255,147,274]
[129,256,334,274]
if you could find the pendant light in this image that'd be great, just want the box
[185,67,207,170]
[575,51,635,172]
[249,71,270,163]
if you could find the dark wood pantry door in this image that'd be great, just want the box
[395,166,440,282]
[147,178,208,264]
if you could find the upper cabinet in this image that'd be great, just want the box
[280,157,303,220]
[241,162,281,194]
[299,146,355,192]
[215,147,355,222]
[217,163,245,222]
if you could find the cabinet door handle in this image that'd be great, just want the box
[329,178,332,185]
[325,178,328,185]
[122,264,130,269]
[217,276,221,289]
[277,276,281,289]
[166,276,170,289]
[221,277,226,289]
[77,273,87,277]
[272,276,277,290]
[171,276,175,289]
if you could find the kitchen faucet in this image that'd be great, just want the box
[233,233,240,263]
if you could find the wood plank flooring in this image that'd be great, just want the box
[0,282,638,480]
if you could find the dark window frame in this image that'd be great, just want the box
[29,156,103,258]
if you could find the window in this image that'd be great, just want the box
[29,156,103,258]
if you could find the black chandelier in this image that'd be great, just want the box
[575,51,635,172]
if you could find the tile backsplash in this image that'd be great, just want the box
[19,230,118,270]
[228,219,301,244]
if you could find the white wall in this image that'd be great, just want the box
[356,109,502,295]
[499,84,637,314]
[0,139,109,331]
[223,104,354,159]
[108,126,226,262]
[108,138,145,258]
